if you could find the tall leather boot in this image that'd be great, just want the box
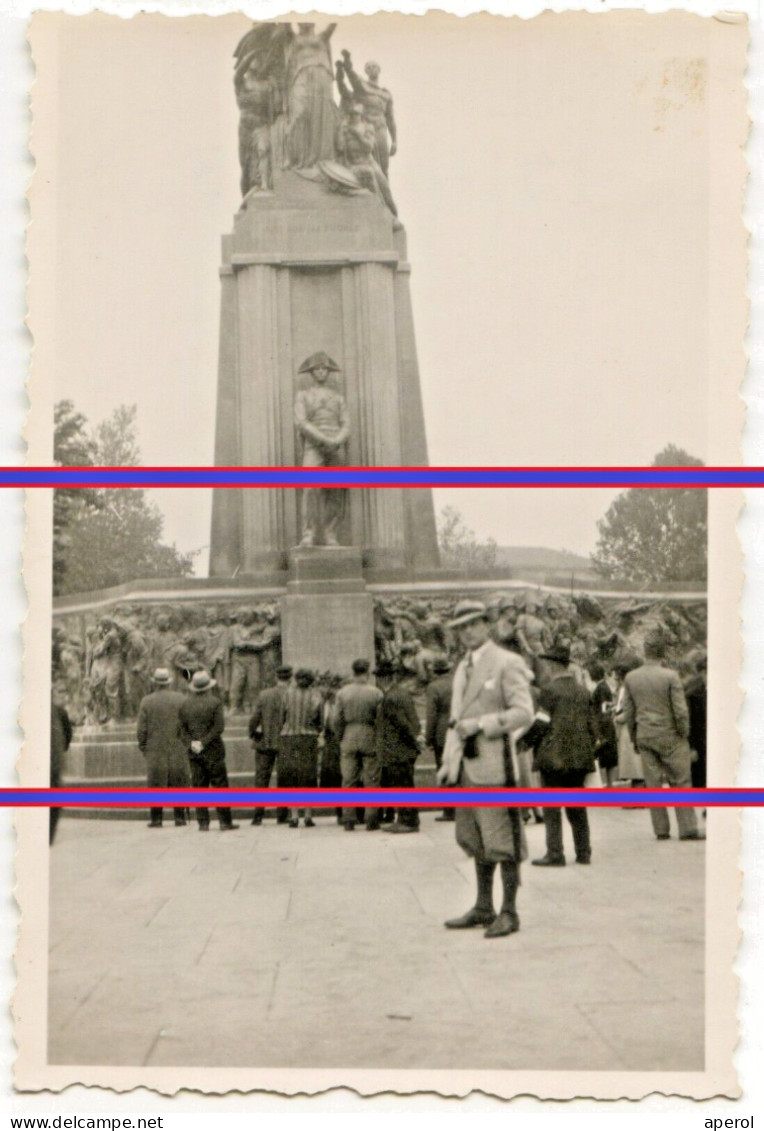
[444,860,496,929]
[484,860,520,938]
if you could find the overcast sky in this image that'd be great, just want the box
[31,10,734,567]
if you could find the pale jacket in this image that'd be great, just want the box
[442,640,534,785]
[621,661,690,748]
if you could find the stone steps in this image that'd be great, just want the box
[60,761,439,820]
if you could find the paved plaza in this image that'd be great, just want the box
[48,808,705,1071]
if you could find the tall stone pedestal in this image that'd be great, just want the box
[279,547,375,675]
[209,168,440,579]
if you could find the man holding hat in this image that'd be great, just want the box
[248,664,293,826]
[439,600,534,938]
[136,668,191,829]
[425,654,455,821]
[179,671,238,832]
[532,643,597,866]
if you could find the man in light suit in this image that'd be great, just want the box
[438,600,534,939]
[621,633,704,841]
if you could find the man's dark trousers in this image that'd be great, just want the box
[385,761,420,828]
[541,769,590,861]
[189,749,234,829]
[253,746,282,822]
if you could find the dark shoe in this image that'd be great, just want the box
[146,822,163,829]
[174,819,187,827]
[679,830,706,841]
[365,823,381,831]
[445,907,496,930]
[344,822,356,832]
[288,819,299,829]
[251,817,262,826]
[304,818,315,828]
[221,824,240,832]
[484,911,520,939]
[532,854,566,867]
[575,855,591,865]
[435,814,455,822]
[198,825,210,832]
[384,824,418,834]
[656,833,671,841]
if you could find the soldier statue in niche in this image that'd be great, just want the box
[294,352,350,548]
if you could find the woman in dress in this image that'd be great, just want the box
[285,23,338,169]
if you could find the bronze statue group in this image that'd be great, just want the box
[233,22,398,216]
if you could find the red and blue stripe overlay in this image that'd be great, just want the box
[4,788,763,807]
[2,466,763,487]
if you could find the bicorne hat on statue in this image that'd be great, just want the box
[298,351,341,374]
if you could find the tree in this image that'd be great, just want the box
[592,446,707,585]
[53,401,100,595]
[53,402,197,595]
[437,506,498,571]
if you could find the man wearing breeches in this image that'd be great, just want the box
[438,600,534,940]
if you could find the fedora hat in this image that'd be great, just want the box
[447,600,488,630]
[298,351,340,374]
[151,667,172,686]
[190,670,216,693]
[539,643,571,666]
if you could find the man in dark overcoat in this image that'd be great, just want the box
[137,667,191,828]
[424,654,455,821]
[375,660,423,834]
[179,670,238,832]
[249,664,292,825]
[532,643,597,867]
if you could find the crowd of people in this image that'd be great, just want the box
[51,590,708,938]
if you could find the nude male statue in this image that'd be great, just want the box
[340,50,397,177]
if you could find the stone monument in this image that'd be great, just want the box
[209,19,441,673]
[210,19,440,587]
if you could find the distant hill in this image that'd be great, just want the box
[494,546,594,573]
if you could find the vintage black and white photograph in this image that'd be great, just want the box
[16,9,745,1097]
